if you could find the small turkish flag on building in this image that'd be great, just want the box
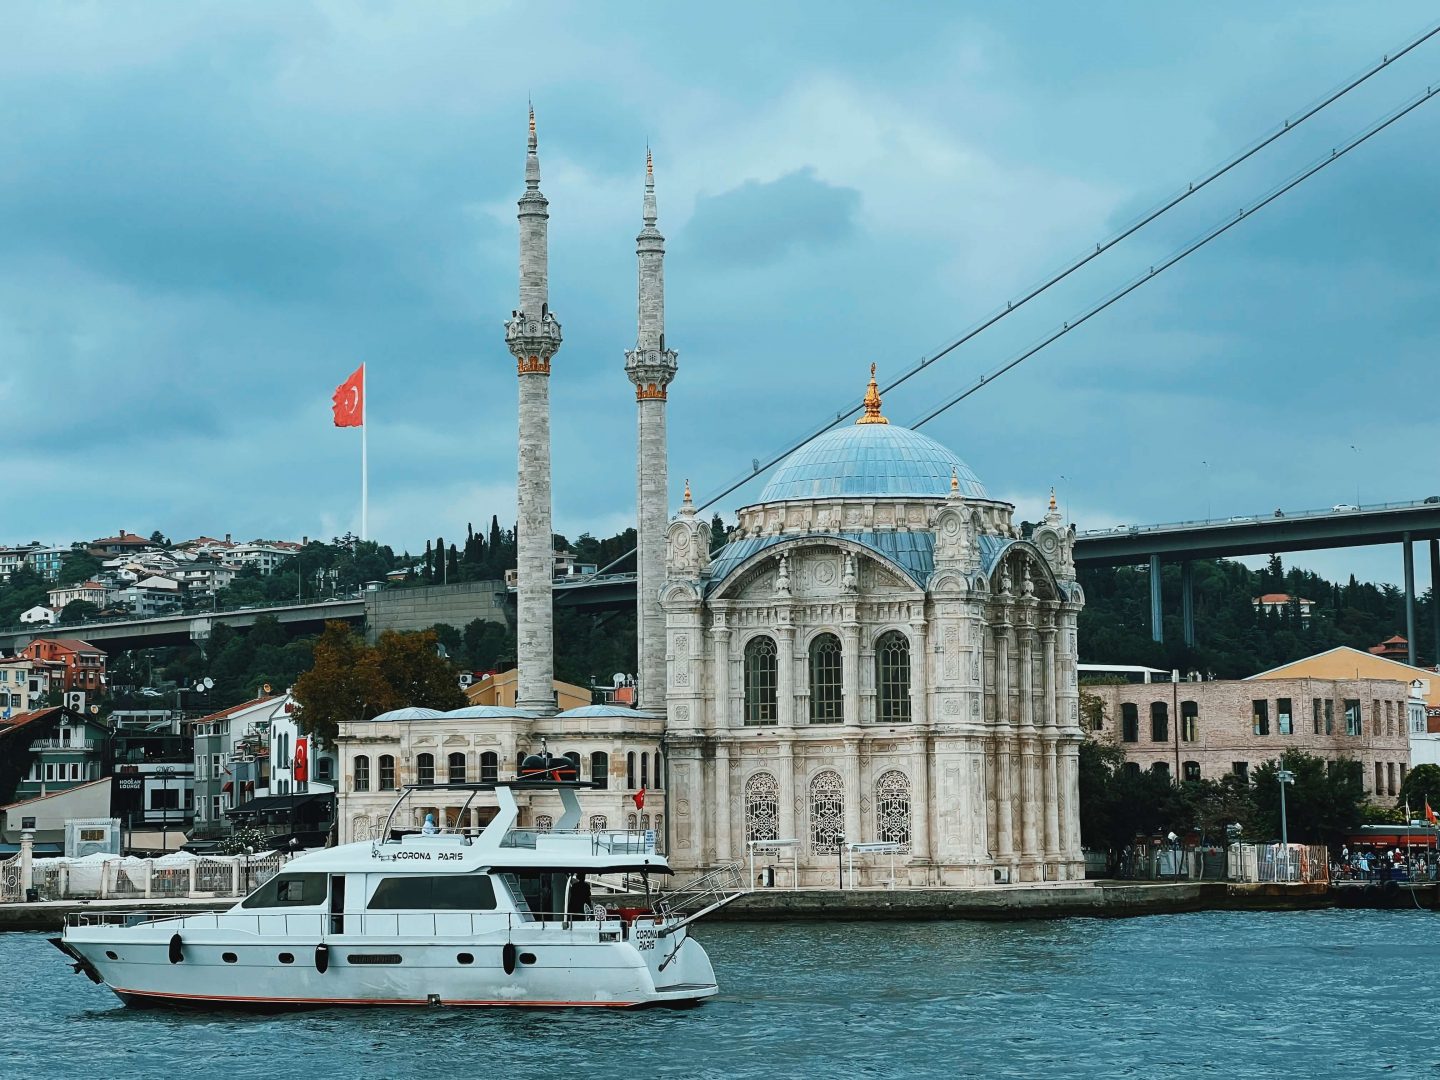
[633,787,645,810]
[1426,800,1437,827]
[332,364,364,427]
[294,737,309,783]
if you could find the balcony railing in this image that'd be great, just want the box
[32,739,98,751]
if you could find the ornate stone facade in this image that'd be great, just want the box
[661,376,1087,886]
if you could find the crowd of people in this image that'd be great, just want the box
[1333,846,1438,882]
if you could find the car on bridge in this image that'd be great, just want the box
[1331,503,1359,512]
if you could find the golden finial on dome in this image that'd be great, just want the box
[683,478,692,506]
[856,362,889,425]
[951,467,960,495]
[1049,487,1058,512]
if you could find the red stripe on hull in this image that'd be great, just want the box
[113,986,647,1009]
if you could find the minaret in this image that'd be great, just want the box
[505,107,563,714]
[625,150,679,712]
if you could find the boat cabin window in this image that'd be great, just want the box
[241,873,328,909]
[367,874,497,911]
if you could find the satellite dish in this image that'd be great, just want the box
[203,677,214,689]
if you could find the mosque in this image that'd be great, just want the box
[339,112,1089,887]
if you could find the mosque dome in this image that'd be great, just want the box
[756,367,988,504]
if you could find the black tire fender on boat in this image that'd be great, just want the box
[502,942,517,975]
[167,933,183,965]
[315,943,330,974]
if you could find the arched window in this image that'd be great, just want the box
[744,636,778,725]
[626,752,636,789]
[875,631,911,723]
[1183,761,1201,782]
[1150,702,1168,742]
[1181,701,1199,742]
[564,751,582,778]
[654,814,664,852]
[809,632,843,724]
[809,770,845,854]
[590,751,609,790]
[447,752,466,784]
[1122,761,1141,778]
[1152,761,1170,782]
[654,752,664,788]
[354,755,370,792]
[744,772,779,843]
[627,813,638,831]
[416,753,435,786]
[480,751,498,784]
[640,752,649,789]
[589,814,608,832]
[535,814,553,833]
[1121,703,1139,742]
[378,755,396,791]
[875,770,911,852]
[640,813,651,833]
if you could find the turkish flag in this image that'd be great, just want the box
[633,787,645,810]
[332,364,364,427]
[294,737,309,783]
[1427,800,1437,827]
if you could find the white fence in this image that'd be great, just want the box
[0,852,289,903]
[1227,843,1329,884]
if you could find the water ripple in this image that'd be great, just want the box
[2,909,1436,1079]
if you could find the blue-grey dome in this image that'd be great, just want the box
[758,423,987,503]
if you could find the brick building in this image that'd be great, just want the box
[1085,675,1412,801]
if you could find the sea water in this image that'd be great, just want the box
[2,909,1435,1079]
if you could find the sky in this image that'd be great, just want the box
[2,2,1437,590]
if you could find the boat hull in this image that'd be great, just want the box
[61,920,719,1010]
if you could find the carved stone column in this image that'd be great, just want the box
[777,742,797,850]
[842,616,862,727]
[1040,624,1061,869]
[776,623,797,729]
[991,614,1014,862]
[1018,625,1039,869]
[909,614,929,726]
[843,738,861,855]
[710,611,732,731]
[713,741,732,863]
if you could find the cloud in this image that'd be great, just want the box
[685,169,862,266]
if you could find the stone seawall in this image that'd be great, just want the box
[709,881,1336,922]
[8,881,1433,933]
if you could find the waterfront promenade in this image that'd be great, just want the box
[6,879,1434,932]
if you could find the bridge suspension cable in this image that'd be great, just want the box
[593,22,1440,575]
[909,80,1440,430]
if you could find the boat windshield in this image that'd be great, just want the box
[241,873,328,909]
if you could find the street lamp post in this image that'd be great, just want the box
[1277,768,1295,883]
[156,765,176,854]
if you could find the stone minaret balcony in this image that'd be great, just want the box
[507,310,564,375]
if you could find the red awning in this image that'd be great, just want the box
[222,781,233,792]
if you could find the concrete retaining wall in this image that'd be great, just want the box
[364,581,509,640]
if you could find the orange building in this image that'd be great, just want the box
[19,638,107,697]
[463,669,590,712]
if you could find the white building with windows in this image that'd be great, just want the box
[660,372,1087,887]
[334,704,664,844]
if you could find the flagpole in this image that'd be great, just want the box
[361,363,368,543]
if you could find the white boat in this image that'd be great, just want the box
[53,771,740,1009]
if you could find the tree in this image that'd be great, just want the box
[1252,751,1366,847]
[291,622,391,747]
[374,629,467,714]
[1397,764,1440,816]
[292,623,465,747]
[56,551,101,586]
[60,600,100,624]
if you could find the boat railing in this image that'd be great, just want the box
[655,862,744,919]
[64,907,650,939]
[501,828,657,855]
